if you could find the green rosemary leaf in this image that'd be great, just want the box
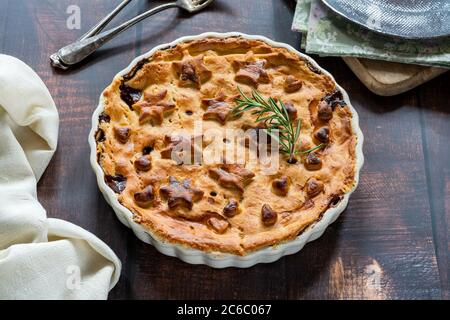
[257,115,278,122]
[294,119,302,142]
[279,100,291,123]
[237,86,248,100]
[252,90,266,105]
[300,143,325,154]
[232,87,308,162]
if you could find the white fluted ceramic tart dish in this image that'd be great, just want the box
[89,32,364,268]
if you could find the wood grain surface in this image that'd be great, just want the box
[1,0,449,299]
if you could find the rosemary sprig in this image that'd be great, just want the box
[297,143,325,155]
[233,87,324,163]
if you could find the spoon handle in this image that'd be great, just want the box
[51,2,177,69]
[79,0,133,41]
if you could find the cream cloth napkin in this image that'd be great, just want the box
[0,55,121,299]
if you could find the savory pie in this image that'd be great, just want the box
[95,36,358,255]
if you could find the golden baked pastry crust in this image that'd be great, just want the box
[96,37,357,255]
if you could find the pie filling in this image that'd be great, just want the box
[96,37,357,255]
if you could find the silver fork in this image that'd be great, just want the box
[50,0,214,70]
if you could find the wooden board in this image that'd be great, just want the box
[1,0,449,299]
[343,57,448,96]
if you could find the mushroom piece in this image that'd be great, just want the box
[272,176,289,196]
[134,186,155,207]
[114,126,130,143]
[318,100,333,121]
[134,155,152,172]
[261,204,277,226]
[304,152,322,171]
[284,75,303,93]
[314,126,330,143]
[181,62,198,83]
[223,199,240,217]
[305,178,324,198]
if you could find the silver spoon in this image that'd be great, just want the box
[50,0,215,69]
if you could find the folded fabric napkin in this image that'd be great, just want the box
[292,0,450,68]
[0,55,121,299]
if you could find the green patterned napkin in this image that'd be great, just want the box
[292,0,311,34]
[292,0,450,68]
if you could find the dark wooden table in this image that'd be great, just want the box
[2,0,449,299]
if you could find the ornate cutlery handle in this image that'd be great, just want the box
[51,2,177,69]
